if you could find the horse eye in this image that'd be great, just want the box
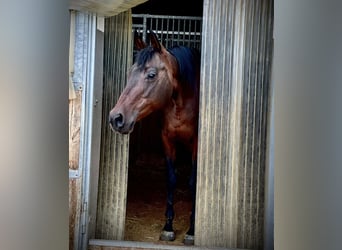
[147,72,156,79]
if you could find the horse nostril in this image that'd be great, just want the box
[110,113,125,130]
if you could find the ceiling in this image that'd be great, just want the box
[70,0,148,17]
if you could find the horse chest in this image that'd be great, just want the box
[163,108,196,143]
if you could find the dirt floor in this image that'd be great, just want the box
[124,152,193,246]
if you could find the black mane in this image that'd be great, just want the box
[168,46,200,91]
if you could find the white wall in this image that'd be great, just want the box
[273,1,342,250]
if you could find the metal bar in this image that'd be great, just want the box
[74,11,97,250]
[166,18,170,47]
[183,18,186,46]
[161,18,164,43]
[132,13,202,21]
[155,17,159,40]
[151,30,201,36]
[171,18,175,47]
[188,19,192,47]
[177,19,181,45]
[142,15,147,42]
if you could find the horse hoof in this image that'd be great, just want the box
[159,230,176,241]
[183,234,194,245]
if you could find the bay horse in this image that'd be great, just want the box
[109,31,200,245]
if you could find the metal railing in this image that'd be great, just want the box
[132,14,202,50]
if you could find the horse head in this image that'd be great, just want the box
[109,31,179,134]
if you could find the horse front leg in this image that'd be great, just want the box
[159,156,177,241]
[183,158,197,245]
[160,132,177,241]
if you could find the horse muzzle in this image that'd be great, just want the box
[109,112,135,134]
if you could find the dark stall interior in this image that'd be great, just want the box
[132,0,203,16]
[124,0,203,245]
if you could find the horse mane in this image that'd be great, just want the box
[168,46,200,92]
[135,45,200,92]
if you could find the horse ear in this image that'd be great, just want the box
[149,30,162,52]
[134,31,146,50]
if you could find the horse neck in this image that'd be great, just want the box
[166,51,199,112]
[164,82,197,122]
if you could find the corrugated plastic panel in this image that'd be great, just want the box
[196,0,273,248]
[95,10,132,240]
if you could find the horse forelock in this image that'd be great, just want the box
[135,46,157,70]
